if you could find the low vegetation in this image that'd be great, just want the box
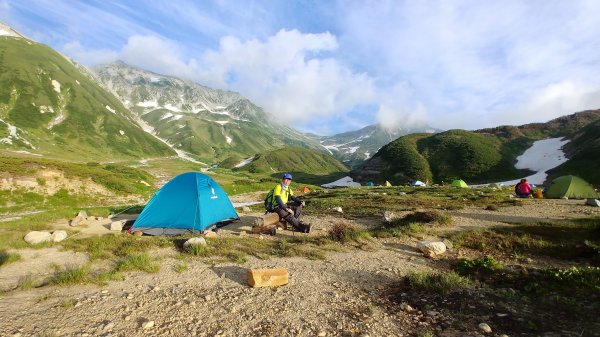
[403,270,472,295]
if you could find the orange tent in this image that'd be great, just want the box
[301,187,310,193]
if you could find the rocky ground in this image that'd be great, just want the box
[0,198,598,337]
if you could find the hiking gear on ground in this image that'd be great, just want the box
[544,175,597,199]
[132,172,238,235]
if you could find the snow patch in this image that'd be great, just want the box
[119,130,125,135]
[105,105,116,114]
[215,121,229,125]
[474,137,570,186]
[322,176,361,188]
[347,146,359,154]
[160,112,174,121]
[39,106,54,114]
[137,100,158,108]
[364,152,370,159]
[164,104,181,112]
[235,156,256,168]
[149,76,161,83]
[226,136,232,144]
[0,28,11,36]
[51,80,61,93]
[75,80,80,85]
[172,114,183,121]
[13,150,42,156]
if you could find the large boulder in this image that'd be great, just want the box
[416,241,447,257]
[24,231,52,244]
[51,230,68,242]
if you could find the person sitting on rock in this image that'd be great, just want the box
[265,173,311,233]
[516,178,533,198]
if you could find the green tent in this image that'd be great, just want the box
[544,175,597,199]
[451,179,468,188]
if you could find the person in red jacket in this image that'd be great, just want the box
[516,178,533,198]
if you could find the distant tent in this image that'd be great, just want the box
[301,186,310,193]
[367,181,375,187]
[131,172,238,235]
[384,180,392,187]
[411,180,426,187]
[544,175,597,199]
[451,179,468,188]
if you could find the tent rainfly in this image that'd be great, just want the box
[411,180,426,186]
[451,179,468,188]
[544,175,597,199]
[131,172,238,235]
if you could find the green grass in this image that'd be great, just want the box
[0,37,174,161]
[174,263,188,273]
[17,274,40,290]
[404,270,473,294]
[450,218,600,260]
[0,250,21,266]
[116,254,160,273]
[327,223,371,243]
[49,265,90,285]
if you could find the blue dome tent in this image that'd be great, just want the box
[131,172,238,235]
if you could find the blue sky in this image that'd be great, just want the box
[2,0,600,135]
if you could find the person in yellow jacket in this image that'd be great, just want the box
[265,172,311,233]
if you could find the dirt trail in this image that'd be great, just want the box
[0,199,597,337]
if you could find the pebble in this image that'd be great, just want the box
[142,321,155,329]
[101,290,108,294]
[478,323,492,333]
[318,332,327,337]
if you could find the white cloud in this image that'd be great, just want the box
[375,83,428,130]
[63,41,119,65]
[500,81,600,125]
[195,29,376,125]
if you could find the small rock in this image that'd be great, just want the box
[141,320,155,329]
[318,332,326,337]
[202,231,218,239]
[239,231,248,236]
[183,237,206,249]
[383,211,394,223]
[77,210,88,218]
[400,303,414,312]
[51,230,68,242]
[101,290,108,294]
[441,238,453,249]
[247,268,289,287]
[333,207,343,213]
[242,206,251,212]
[416,241,447,257]
[103,322,115,331]
[24,231,52,244]
[478,323,492,333]
[110,220,125,231]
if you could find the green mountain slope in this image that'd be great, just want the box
[547,118,600,185]
[0,37,174,161]
[235,146,349,183]
[353,109,600,185]
[93,62,323,164]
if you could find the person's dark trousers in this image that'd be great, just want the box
[517,193,531,198]
[274,201,303,230]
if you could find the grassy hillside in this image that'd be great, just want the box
[0,37,173,160]
[547,119,600,185]
[353,110,600,185]
[0,156,156,213]
[377,134,432,184]
[235,146,349,185]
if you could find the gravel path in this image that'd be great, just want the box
[1,198,597,337]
